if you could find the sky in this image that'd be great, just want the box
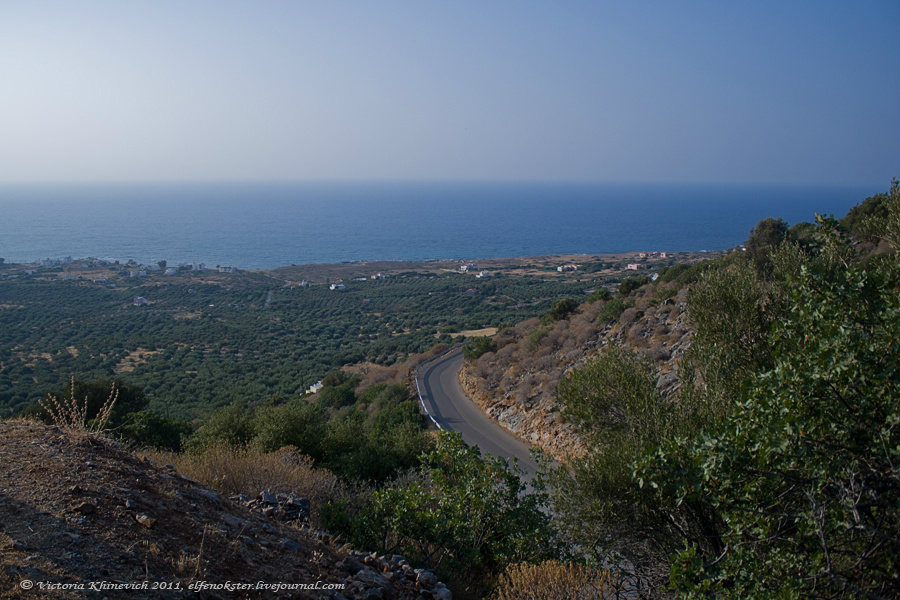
[0,1,897,186]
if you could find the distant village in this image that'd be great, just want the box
[0,256,238,282]
[1,250,689,309]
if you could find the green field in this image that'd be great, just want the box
[0,264,604,419]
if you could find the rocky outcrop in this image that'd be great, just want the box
[459,291,694,463]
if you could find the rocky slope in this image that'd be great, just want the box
[0,420,451,600]
[458,283,694,462]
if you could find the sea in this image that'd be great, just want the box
[0,181,879,270]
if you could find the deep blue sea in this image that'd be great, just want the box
[0,181,878,269]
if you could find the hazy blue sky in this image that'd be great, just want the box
[1,1,897,185]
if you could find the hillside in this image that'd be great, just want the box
[0,419,452,600]
[458,276,694,461]
[0,252,703,420]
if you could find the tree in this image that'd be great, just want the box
[637,224,900,599]
[619,276,650,296]
[744,217,789,275]
[543,298,579,323]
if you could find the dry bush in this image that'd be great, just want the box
[493,561,614,600]
[572,320,598,346]
[495,343,517,362]
[627,321,649,342]
[515,317,542,337]
[645,345,672,362]
[619,308,641,329]
[38,376,119,436]
[141,444,343,528]
[473,358,493,379]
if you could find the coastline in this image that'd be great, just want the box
[1,251,725,286]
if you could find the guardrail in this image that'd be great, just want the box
[414,340,471,430]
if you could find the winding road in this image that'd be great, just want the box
[417,349,541,478]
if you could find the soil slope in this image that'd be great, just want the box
[0,420,449,600]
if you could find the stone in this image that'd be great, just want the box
[192,487,222,504]
[280,538,307,555]
[432,583,453,600]
[416,570,438,587]
[73,502,96,514]
[220,513,250,530]
[389,554,407,567]
[134,513,156,528]
[340,557,365,575]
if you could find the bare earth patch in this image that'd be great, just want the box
[0,419,450,599]
[451,328,498,339]
[113,349,161,374]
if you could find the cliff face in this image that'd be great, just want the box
[458,285,693,462]
[0,420,451,600]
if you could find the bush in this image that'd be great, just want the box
[118,410,193,452]
[657,263,690,284]
[327,432,558,596]
[618,277,649,296]
[596,298,624,324]
[493,561,614,600]
[636,220,900,599]
[587,288,611,303]
[542,298,579,323]
[141,444,342,529]
[463,336,496,361]
[185,402,255,451]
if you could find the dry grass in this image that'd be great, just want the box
[38,376,118,435]
[493,561,615,600]
[140,443,344,528]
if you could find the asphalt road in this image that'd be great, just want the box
[417,349,541,478]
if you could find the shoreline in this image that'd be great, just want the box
[0,250,726,285]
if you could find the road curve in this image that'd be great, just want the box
[417,349,541,478]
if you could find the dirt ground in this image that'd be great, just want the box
[0,420,446,600]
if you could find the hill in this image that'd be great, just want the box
[0,419,452,600]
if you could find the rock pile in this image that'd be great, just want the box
[231,490,311,523]
[334,552,452,600]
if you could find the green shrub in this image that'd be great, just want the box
[618,277,649,296]
[463,336,496,361]
[118,410,193,452]
[542,298,579,323]
[596,298,624,324]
